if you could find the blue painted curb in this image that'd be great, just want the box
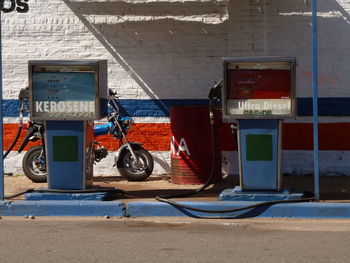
[1,200,350,219]
[126,201,350,219]
[25,192,111,201]
[0,201,125,217]
[219,187,304,201]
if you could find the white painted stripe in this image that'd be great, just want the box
[95,117,170,124]
[222,150,350,176]
[4,150,350,176]
[279,11,344,18]
[94,151,171,175]
[84,14,228,25]
[4,150,171,176]
[223,116,350,124]
[284,116,350,123]
[3,117,30,124]
[3,117,170,124]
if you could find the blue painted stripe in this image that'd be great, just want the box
[2,99,26,117]
[3,98,350,117]
[2,99,208,118]
[297,98,350,116]
[117,99,209,117]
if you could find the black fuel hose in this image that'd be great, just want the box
[4,187,125,199]
[156,196,315,214]
[155,82,315,218]
[4,189,35,199]
[4,100,25,159]
[3,122,22,159]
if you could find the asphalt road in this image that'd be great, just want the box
[0,218,349,263]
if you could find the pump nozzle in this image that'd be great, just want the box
[18,87,29,101]
[208,80,222,100]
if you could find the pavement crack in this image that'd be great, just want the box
[120,202,129,217]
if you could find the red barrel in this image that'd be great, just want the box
[170,105,222,184]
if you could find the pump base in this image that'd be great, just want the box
[24,187,124,201]
[219,186,304,201]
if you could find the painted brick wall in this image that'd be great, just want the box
[72,0,350,98]
[5,0,350,100]
[2,0,350,176]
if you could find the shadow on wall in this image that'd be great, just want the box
[62,0,350,102]
[62,0,230,106]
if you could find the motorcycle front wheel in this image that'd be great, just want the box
[117,148,154,181]
[22,145,47,183]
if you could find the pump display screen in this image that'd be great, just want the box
[224,59,295,118]
[226,70,291,100]
[30,65,97,120]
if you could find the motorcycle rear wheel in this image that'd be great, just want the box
[22,145,47,183]
[117,148,154,181]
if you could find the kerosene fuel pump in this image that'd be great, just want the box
[28,60,107,191]
[219,57,303,201]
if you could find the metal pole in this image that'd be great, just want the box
[312,0,320,200]
[0,3,4,200]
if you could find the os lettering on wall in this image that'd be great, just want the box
[1,0,29,13]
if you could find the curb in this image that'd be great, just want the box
[1,200,350,219]
[126,201,350,219]
[0,201,125,217]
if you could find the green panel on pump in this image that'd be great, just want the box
[52,136,79,162]
[246,134,273,161]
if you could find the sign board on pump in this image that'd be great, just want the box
[28,60,108,121]
[222,57,296,120]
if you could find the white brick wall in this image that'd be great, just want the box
[3,0,350,99]
[2,0,350,176]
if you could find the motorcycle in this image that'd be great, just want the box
[18,89,154,183]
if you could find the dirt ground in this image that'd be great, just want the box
[4,174,235,201]
[5,173,350,202]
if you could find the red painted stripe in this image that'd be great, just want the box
[3,124,41,151]
[282,123,350,151]
[2,123,172,152]
[222,122,350,151]
[96,123,172,151]
[3,122,350,152]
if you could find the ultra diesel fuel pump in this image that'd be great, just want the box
[155,59,312,216]
[28,60,108,191]
[219,57,303,201]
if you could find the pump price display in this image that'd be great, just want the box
[31,65,96,120]
[223,59,295,118]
